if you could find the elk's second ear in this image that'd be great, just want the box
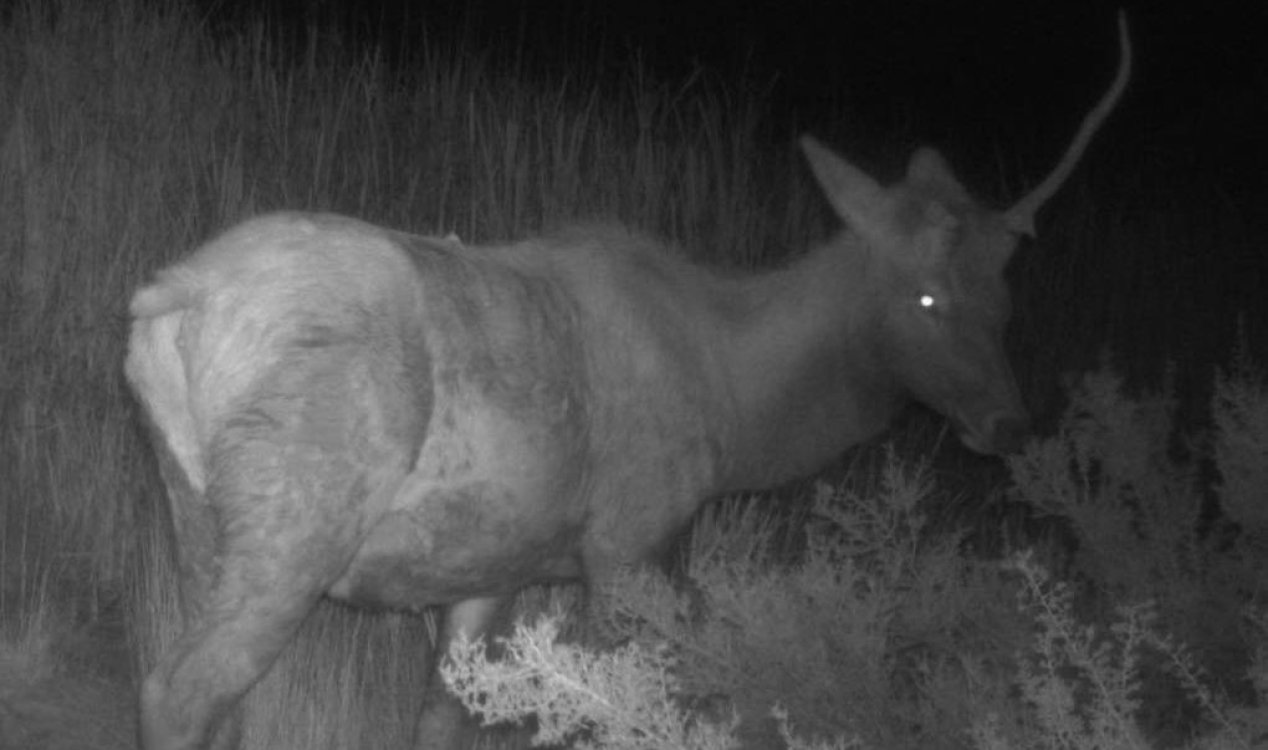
[800,134,891,239]
[906,148,970,204]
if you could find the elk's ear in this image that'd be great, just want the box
[800,135,891,239]
[906,148,970,204]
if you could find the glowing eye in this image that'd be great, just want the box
[919,294,936,309]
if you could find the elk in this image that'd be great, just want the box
[126,17,1129,750]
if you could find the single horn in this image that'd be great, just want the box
[1005,11,1132,236]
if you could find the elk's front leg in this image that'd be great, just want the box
[416,596,510,750]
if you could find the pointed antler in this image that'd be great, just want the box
[1005,11,1132,236]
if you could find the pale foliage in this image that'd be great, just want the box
[601,450,1022,750]
[1199,607,1268,750]
[1005,357,1268,749]
[442,616,740,750]
[973,554,1263,750]
[1000,555,1153,750]
[1008,360,1268,696]
[1212,352,1268,546]
[772,705,866,750]
[1007,364,1201,601]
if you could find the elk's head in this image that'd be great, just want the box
[802,14,1130,455]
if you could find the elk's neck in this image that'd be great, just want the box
[713,236,903,491]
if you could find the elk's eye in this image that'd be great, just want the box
[919,293,936,309]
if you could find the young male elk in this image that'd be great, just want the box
[126,17,1129,750]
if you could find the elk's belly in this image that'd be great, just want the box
[327,480,585,610]
[328,366,592,609]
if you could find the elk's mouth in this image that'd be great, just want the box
[956,428,995,455]
[954,412,1029,456]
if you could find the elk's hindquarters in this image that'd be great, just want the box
[128,254,428,748]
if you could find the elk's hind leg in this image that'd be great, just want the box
[139,440,369,750]
[141,363,415,749]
